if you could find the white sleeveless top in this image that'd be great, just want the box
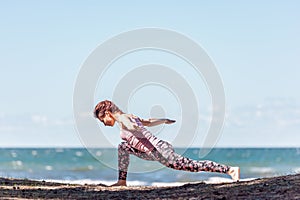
[119,115,160,153]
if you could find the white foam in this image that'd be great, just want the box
[151,182,186,187]
[41,179,147,186]
[126,180,147,186]
[42,179,107,185]
[293,167,300,173]
[44,179,184,187]
[205,177,233,184]
[41,177,257,187]
[151,178,256,186]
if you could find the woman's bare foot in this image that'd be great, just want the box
[228,167,240,182]
[110,180,127,187]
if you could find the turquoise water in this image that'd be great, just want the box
[0,148,299,185]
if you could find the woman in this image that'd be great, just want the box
[94,100,239,186]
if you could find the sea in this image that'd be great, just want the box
[1,148,299,186]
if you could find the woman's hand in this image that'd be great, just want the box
[164,119,176,124]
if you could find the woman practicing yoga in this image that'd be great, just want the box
[94,100,240,186]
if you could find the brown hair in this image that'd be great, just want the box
[93,100,122,119]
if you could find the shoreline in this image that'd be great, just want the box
[0,174,299,199]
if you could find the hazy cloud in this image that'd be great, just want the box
[0,113,74,133]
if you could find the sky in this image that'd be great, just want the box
[0,1,300,147]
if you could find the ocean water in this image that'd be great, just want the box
[0,148,299,186]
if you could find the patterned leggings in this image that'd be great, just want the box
[118,141,231,180]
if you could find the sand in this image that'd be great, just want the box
[0,174,299,199]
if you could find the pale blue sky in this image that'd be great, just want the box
[0,1,299,147]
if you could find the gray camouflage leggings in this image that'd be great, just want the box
[118,141,231,180]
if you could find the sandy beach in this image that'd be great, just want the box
[0,174,299,199]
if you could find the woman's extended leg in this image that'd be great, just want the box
[153,141,239,180]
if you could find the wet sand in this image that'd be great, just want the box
[0,174,299,199]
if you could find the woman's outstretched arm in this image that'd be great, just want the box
[140,118,176,127]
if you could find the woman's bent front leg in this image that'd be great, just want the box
[117,142,157,184]
[118,142,131,181]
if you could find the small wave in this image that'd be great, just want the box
[71,166,94,172]
[11,152,18,158]
[95,151,102,157]
[249,167,274,174]
[31,150,38,156]
[75,151,83,157]
[12,160,23,168]
[55,148,64,153]
[45,166,53,171]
